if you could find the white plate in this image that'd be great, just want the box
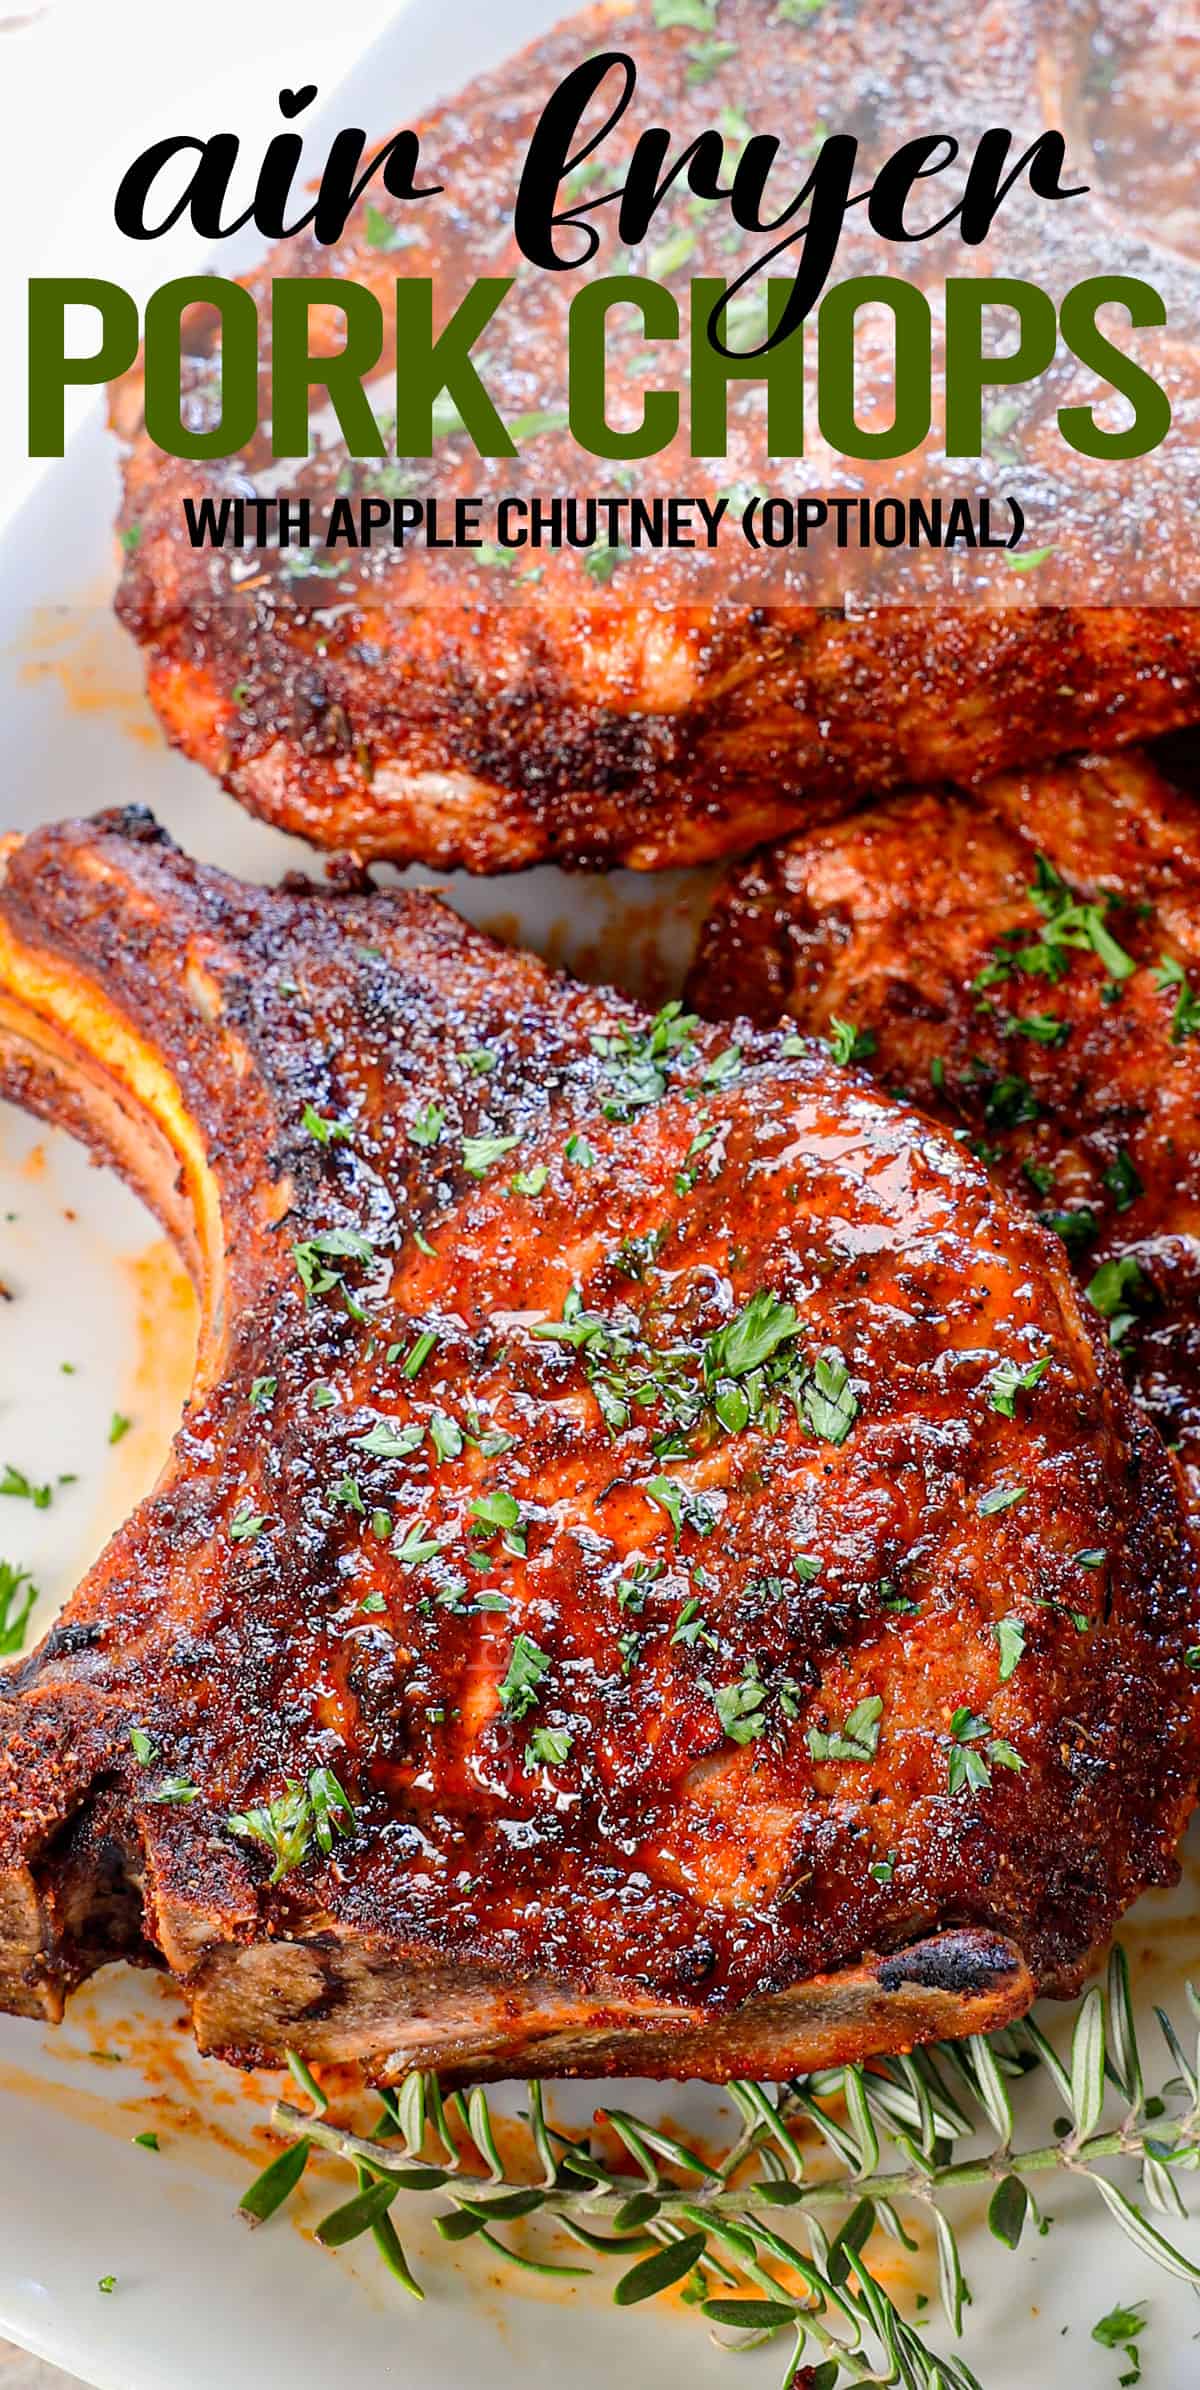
[3,5,1200,2386]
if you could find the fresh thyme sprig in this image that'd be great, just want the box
[245,1947,1200,2388]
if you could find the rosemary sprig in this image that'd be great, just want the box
[244,1947,1200,2387]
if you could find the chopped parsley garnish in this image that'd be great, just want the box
[1091,2301,1146,2382]
[498,1633,551,1719]
[534,1284,854,1456]
[705,1289,800,1383]
[1104,1150,1143,1213]
[676,1119,718,1196]
[565,1133,596,1167]
[229,1502,268,1544]
[509,410,572,441]
[525,1725,573,1769]
[1155,954,1200,1042]
[703,1044,743,1091]
[946,1707,1024,1796]
[353,1419,424,1459]
[994,1616,1026,1681]
[149,1776,202,1806]
[590,1001,701,1120]
[686,33,738,79]
[294,1228,378,1320]
[645,1475,718,1544]
[653,0,720,27]
[408,1103,445,1148]
[828,1015,877,1067]
[987,1353,1050,1416]
[801,1350,859,1446]
[533,1291,604,1353]
[615,1558,664,1612]
[979,1483,1027,1516]
[984,1073,1038,1130]
[430,1413,464,1462]
[1041,1205,1099,1254]
[0,1560,36,1655]
[461,1047,498,1075]
[462,1134,520,1178]
[1029,858,1137,979]
[615,1232,667,1288]
[108,1411,132,1446]
[975,856,1137,996]
[249,1376,277,1410]
[329,1475,365,1516]
[363,200,416,252]
[583,544,631,584]
[391,1519,445,1567]
[807,1694,883,1764]
[471,1488,526,1554]
[989,1007,1070,1047]
[1,1463,52,1509]
[129,1726,156,1765]
[671,1595,716,1650]
[302,1104,352,1146]
[712,1669,770,1745]
[511,1164,549,1198]
[228,1766,355,1884]
[1086,1253,1151,1344]
[401,1330,437,1379]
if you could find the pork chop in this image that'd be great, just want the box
[689,747,1200,1504]
[0,810,1196,2081]
[110,0,1200,872]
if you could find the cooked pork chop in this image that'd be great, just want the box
[690,748,1200,1503]
[0,812,1196,2081]
[111,0,1200,872]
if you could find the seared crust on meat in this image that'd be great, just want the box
[113,593,1200,874]
[689,748,1200,1501]
[111,0,1200,871]
[0,811,1197,2079]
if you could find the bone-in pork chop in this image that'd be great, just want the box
[0,811,1196,2080]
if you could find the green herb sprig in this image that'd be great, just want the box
[252,1947,1200,2388]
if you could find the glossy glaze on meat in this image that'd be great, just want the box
[0,812,1196,2080]
[110,0,1200,872]
[690,748,1200,1504]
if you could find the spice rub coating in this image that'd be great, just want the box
[0,811,1196,2079]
